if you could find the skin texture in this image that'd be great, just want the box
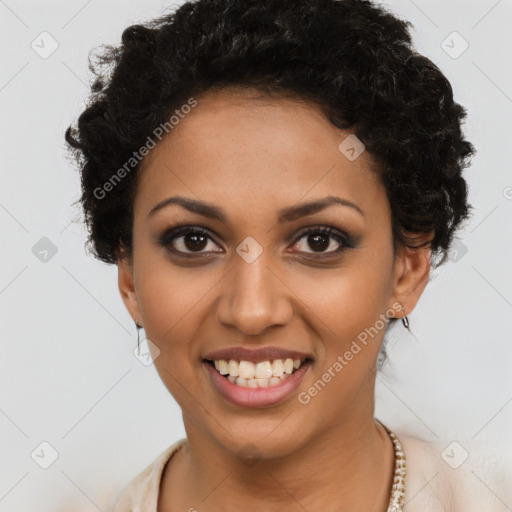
[118,87,432,511]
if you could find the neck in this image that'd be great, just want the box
[170,413,395,512]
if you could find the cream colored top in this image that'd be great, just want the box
[111,432,511,511]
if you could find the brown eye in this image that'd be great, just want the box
[159,226,223,255]
[305,232,331,252]
[181,232,209,251]
[289,226,355,256]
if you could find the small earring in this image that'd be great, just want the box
[134,320,143,356]
[400,304,410,330]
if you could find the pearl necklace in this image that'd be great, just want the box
[381,423,407,512]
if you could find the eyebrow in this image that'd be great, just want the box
[147,195,365,222]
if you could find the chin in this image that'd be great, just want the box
[212,419,311,461]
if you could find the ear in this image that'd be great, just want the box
[117,253,142,326]
[389,232,433,318]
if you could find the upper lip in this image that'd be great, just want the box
[203,346,313,364]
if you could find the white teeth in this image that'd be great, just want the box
[239,360,255,379]
[255,361,273,379]
[228,359,239,377]
[235,377,248,387]
[218,360,229,375]
[230,374,291,388]
[271,359,284,377]
[210,357,308,387]
[215,358,305,378]
[283,358,294,374]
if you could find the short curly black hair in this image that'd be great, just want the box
[65,0,475,270]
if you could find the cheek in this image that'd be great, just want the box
[133,259,226,410]
[292,270,390,421]
[286,259,392,343]
[134,246,216,344]
[135,264,208,406]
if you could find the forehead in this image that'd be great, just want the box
[135,88,388,223]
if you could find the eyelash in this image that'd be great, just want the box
[158,224,358,259]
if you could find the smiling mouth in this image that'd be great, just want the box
[203,357,313,388]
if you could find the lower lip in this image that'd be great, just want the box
[203,360,312,408]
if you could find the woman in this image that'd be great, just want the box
[65,0,504,510]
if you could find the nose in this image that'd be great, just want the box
[215,252,294,337]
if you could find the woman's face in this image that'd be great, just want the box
[119,87,430,459]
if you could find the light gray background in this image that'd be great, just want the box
[1,0,511,510]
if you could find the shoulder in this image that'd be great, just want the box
[396,430,511,512]
[112,438,187,512]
